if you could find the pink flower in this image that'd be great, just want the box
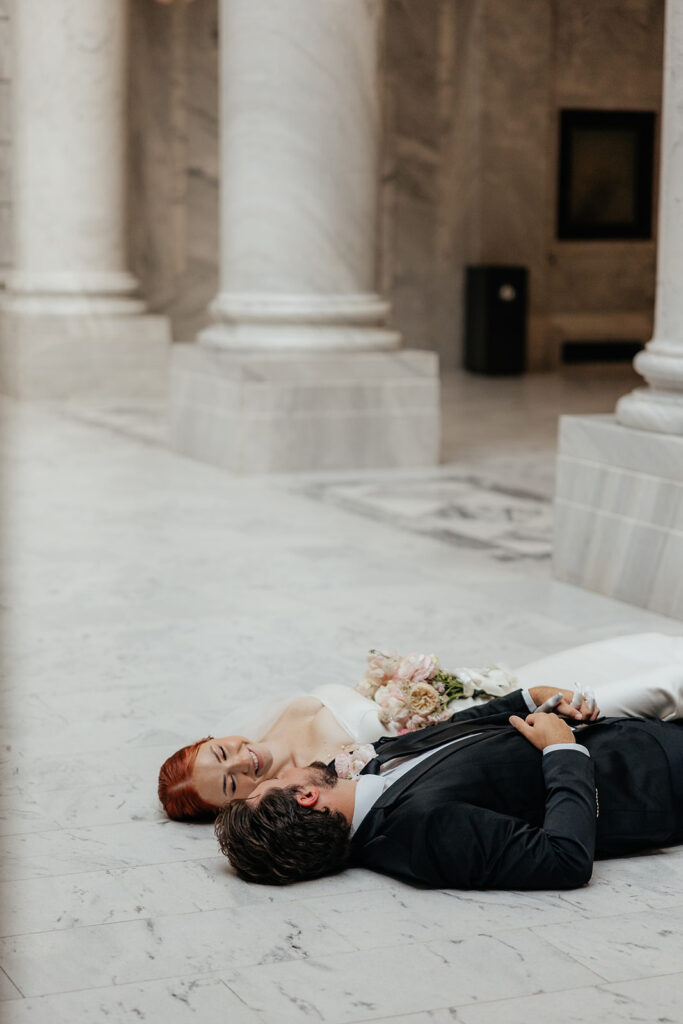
[356,677,380,699]
[396,653,439,683]
[334,752,354,778]
[367,650,400,682]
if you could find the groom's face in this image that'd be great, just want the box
[248,762,337,806]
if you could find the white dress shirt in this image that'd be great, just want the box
[350,688,590,835]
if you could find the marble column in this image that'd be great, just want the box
[171,0,439,473]
[616,0,683,434]
[553,0,683,620]
[0,0,169,399]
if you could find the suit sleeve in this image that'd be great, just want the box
[367,749,597,890]
[447,689,531,725]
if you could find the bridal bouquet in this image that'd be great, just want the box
[355,649,516,735]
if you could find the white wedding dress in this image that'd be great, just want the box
[220,633,683,745]
[516,632,683,720]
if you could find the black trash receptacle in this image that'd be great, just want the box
[463,265,527,375]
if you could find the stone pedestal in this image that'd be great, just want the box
[170,346,439,473]
[554,416,683,619]
[0,312,169,400]
[0,0,169,400]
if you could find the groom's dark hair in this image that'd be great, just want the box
[214,763,351,885]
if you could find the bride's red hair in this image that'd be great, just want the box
[158,737,218,823]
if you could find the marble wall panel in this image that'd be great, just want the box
[127,0,218,341]
[555,0,665,106]
[546,0,663,338]
[384,0,442,148]
[477,0,554,369]
[547,247,657,315]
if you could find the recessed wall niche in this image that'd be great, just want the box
[557,109,656,240]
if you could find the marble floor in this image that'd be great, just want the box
[1,363,682,1023]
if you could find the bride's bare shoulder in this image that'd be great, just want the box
[280,695,323,720]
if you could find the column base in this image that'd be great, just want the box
[554,414,683,620]
[170,343,440,473]
[197,321,401,353]
[0,310,171,399]
[616,386,683,435]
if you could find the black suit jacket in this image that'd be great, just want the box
[349,690,679,890]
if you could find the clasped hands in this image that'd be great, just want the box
[509,685,601,752]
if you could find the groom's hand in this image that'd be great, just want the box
[528,685,600,722]
[509,711,575,751]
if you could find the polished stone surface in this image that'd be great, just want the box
[554,414,683,619]
[2,366,681,1021]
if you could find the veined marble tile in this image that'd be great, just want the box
[0,975,263,1023]
[0,857,391,937]
[4,743,173,794]
[0,903,354,997]
[0,821,217,882]
[222,929,602,1022]
[535,905,683,982]
[299,878,664,952]
[0,967,22,1001]
[593,849,683,909]
[296,470,553,562]
[1,859,238,937]
[452,974,683,1024]
[0,795,62,837]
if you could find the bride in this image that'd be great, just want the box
[158,632,683,823]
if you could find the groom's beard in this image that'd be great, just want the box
[308,761,339,787]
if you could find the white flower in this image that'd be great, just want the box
[453,664,516,698]
[407,682,440,715]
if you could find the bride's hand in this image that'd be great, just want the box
[528,685,600,722]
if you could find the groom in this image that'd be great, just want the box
[214,688,683,890]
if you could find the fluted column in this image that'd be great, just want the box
[0,0,168,398]
[616,0,683,433]
[198,0,399,352]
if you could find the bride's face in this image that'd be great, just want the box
[192,736,274,808]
